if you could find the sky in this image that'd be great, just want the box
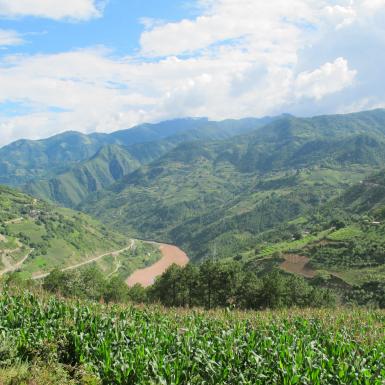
[0,0,385,146]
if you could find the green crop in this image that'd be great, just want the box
[1,292,385,384]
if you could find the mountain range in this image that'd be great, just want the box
[1,108,385,296]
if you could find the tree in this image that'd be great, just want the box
[150,264,183,306]
[128,284,147,303]
[104,276,128,304]
[259,270,288,309]
[79,265,107,301]
[43,269,68,294]
[181,264,199,307]
[199,260,218,309]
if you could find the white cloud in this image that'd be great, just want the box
[324,5,357,29]
[0,0,105,21]
[295,58,357,100]
[1,0,385,145]
[140,0,319,57]
[0,29,23,46]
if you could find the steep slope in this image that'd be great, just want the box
[10,117,275,206]
[25,144,141,207]
[81,109,385,259]
[0,117,274,189]
[330,170,385,218]
[0,131,103,186]
[0,185,156,278]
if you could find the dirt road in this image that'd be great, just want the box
[0,250,32,276]
[126,243,189,287]
[32,240,135,280]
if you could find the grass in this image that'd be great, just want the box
[327,226,363,241]
[255,229,331,258]
[338,265,385,286]
[7,220,46,243]
[92,241,162,279]
[0,236,19,250]
[1,291,385,384]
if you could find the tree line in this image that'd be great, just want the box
[146,261,335,309]
[32,260,336,310]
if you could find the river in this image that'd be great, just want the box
[126,243,189,287]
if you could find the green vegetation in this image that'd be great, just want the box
[2,107,385,384]
[81,110,385,260]
[26,144,141,207]
[0,185,162,280]
[85,241,161,280]
[42,265,131,303]
[147,262,335,309]
[1,291,385,384]
[40,260,334,309]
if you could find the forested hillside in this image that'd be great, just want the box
[0,117,273,191]
[81,109,385,259]
[2,109,385,287]
[25,144,141,206]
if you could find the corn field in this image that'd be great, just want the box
[1,292,385,384]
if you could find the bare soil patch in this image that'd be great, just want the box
[127,243,189,287]
[280,254,316,278]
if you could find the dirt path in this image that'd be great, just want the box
[32,240,135,280]
[0,250,33,276]
[1,254,13,270]
[108,254,122,277]
[127,243,189,287]
[4,217,24,225]
[279,254,316,278]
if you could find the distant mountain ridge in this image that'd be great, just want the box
[78,109,385,258]
[1,116,276,205]
[2,108,385,261]
[24,144,141,206]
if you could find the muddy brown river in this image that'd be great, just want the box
[126,243,189,287]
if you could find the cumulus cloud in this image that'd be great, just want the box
[0,29,23,46]
[295,58,357,100]
[1,0,385,145]
[0,0,105,21]
[140,0,318,57]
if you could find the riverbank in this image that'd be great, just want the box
[126,243,189,287]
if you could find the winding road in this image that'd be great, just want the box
[32,240,135,280]
[1,238,189,288]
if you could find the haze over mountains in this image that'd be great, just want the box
[2,108,385,305]
[0,117,273,186]
[1,108,385,261]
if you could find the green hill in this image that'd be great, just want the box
[81,110,385,259]
[331,169,385,218]
[0,185,159,278]
[25,144,141,207]
[0,131,103,186]
[0,117,273,189]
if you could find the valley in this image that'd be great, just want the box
[2,110,385,385]
[0,185,161,281]
[2,109,385,303]
[2,2,385,383]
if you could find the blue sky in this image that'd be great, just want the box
[0,0,385,145]
[1,1,192,56]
